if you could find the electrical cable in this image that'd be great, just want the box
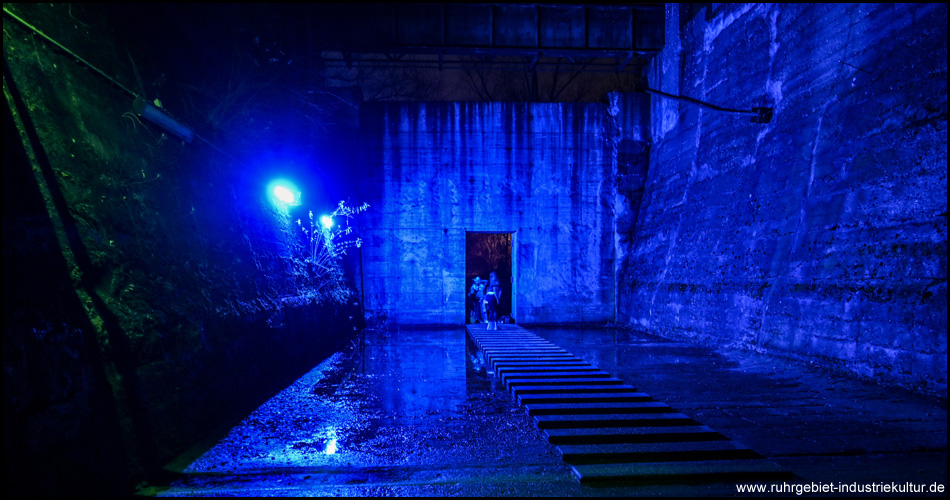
[642,86,773,123]
[3,6,141,100]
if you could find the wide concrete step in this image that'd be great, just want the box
[505,377,626,390]
[481,340,545,343]
[492,356,587,362]
[525,401,674,416]
[487,354,579,360]
[558,441,763,465]
[475,337,551,342]
[489,356,580,366]
[534,413,696,429]
[492,357,581,364]
[571,459,792,485]
[511,384,640,396]
[475,337,556,342]
[490,350,577,359]
[469,331,537,336]
[496,365,593,373]
[482,343,565,348]
[465,324,790,485]
[473,338,543,342]
[493,361,592,368]
[499,369,604,377]
[518,392,653,405]
[483,348,571,355]
[501,371,613,381]
[544,426,726,445]
[479,343,559,349]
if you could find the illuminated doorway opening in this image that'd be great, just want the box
[465,232,513,324]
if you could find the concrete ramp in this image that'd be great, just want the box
[466,323,793,486]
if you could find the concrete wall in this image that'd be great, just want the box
[619,4,947,395]
[358,101,617,324]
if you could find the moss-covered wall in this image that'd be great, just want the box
[3,4,361,496]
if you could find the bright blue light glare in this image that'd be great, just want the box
[266,179,301,208]
[322,428,339,455]
[320,215,333,229]
[273,186,297,205]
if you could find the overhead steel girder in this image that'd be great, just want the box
[322,49,652,73]
[309,3,664,72]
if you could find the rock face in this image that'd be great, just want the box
[358,101,618,324]
[3,4,361,496]
[619,3,947,395]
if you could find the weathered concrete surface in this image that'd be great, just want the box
[620,3,947,395]
[468,324,792,485]
[358,101,617,325]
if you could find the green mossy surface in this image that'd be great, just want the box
[4,4,360,496]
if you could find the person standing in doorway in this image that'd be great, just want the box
[468,276,486,324]
[485,271,503,330]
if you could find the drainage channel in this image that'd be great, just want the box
[466,323,793,486]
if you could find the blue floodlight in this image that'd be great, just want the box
[273,186,297,205]
[320,215,334,229]
[267,179,301,208]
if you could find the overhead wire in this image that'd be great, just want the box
[3,6,141,100]
[3,5,246,165]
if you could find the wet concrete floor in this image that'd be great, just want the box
[144,325,946,497]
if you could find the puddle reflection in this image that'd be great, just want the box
[361,328,468,416]
[178,327,551,477]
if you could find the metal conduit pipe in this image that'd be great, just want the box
[642,86,773,124]
[4,6,199,143]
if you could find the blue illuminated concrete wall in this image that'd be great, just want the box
[619,4,947,394]
[358,102,617,324]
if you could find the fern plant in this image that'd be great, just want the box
[296,201,369,301]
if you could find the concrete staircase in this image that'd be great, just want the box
[466,323,793,485]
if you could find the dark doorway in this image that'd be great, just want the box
[465,232,512,324]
